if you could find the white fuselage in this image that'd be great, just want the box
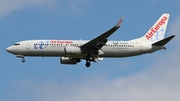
[6,40,162,58]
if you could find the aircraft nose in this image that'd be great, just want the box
[6,46,13,53]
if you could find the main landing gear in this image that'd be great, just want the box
[85,55,94,67]
[85,61,91,67]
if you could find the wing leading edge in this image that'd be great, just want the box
[81,16,124,55]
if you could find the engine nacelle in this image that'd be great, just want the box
[64,46,81,55]
[60,57,80,64]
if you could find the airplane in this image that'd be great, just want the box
[6,13,175,67]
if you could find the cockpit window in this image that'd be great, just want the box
[13,43,20,46]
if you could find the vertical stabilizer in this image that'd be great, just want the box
[131,14,170,43]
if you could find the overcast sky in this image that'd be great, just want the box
[1,0,180,101]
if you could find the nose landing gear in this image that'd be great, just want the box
[22,58,25,63]
[16,55,25,63]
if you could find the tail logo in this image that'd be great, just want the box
[150,29,165,42]
[145,16,168,41]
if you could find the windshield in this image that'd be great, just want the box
[13,43,20,46]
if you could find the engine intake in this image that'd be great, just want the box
[60,57,80,64]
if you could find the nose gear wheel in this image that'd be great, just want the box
[22,58,25,63]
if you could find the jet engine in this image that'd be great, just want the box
[64,46,81,55]
[60,57,80,64]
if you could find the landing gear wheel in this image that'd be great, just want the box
[22,58,25,63]
[85,62,91,67]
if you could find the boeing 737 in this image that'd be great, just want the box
[6,13,175,67]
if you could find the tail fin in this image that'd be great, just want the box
[131,13,170,43]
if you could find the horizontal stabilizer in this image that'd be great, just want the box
[152,35,175,46]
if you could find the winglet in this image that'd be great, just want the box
[116,16,124,27]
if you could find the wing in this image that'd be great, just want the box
[81,16,124,55]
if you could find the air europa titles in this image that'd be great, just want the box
[50,40,73,44]
[146,16,168,40]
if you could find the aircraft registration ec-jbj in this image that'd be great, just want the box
[6,13,175,67]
